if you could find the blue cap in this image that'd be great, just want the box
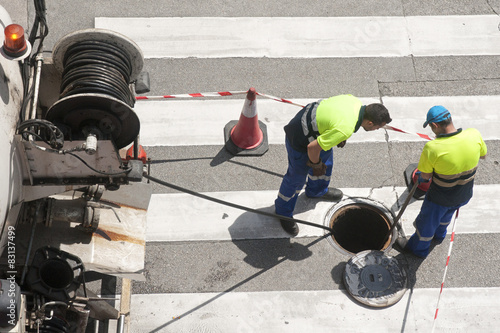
[423,105,451,128]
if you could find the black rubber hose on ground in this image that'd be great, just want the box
[143,173,334,233]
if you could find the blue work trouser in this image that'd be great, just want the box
[406,197,467,258]
[274,139,333,217]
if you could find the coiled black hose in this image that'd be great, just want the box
[59,40,135,107]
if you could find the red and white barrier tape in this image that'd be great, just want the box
[136,90,432,141]
[254,92,306,108]
[135,90,247,100]
[384,125,432,141]
[431,209,460,333]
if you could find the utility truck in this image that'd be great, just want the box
[0,1,151,331]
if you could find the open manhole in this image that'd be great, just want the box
[324,198,397,256]
[324,198,408,307]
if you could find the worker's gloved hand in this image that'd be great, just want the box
[337,140,346,148]
[415,171,430,183]
[307,158,327,176]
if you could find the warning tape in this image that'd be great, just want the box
[136,90,432,141]
[384,125,432,141]
[135,90,247,100]
[135,90,306,108]
[254,92,306,108]
[431,209,459,333]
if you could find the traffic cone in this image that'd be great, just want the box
[224,88,268,156]
[126,144,147,164]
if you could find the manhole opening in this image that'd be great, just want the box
[330,203,392,254]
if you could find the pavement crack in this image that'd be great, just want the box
[383,128,398,190]
[486,0,500,16]
[400,7,418,81]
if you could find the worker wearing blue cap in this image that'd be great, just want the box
[397,105,487,258]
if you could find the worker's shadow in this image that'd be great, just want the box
[395,253,424,292]
[227,193,319,269]
[393,239,441,309]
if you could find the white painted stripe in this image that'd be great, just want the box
[129,288,500,332]
[407,15,500,56]
[382,95,500,142]
[134,95,499,147]
[146,184,500,242]
[96,17,409,58]
[134,97,381,147]
[95,16,500,58]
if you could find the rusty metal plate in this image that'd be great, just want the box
[344,250,407,308]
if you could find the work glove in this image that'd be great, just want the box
[415,171,430,184]
[306,158,327,176]
[337,140,346,148]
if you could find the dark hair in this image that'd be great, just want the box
[436,116,452,128]
[364,103,392,125]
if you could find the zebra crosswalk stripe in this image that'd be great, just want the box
[95,16,500,58]
[91,12,500,333]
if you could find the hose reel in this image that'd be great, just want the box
[45,29,144,149]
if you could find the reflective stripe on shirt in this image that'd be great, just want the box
[418,128,487,206]
[300,102,320,143]
[432,167,477,188]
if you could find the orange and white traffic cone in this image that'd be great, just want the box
[224,87,268,156]
[126,144,147,164]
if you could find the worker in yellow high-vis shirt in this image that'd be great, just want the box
[275,94,392,236]
[397,105,487,258]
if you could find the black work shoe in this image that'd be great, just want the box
[433,237,445,244]
[319,188,343,201]
[393,237,427,259]
[393,237,408,253]
[280,219,299,237]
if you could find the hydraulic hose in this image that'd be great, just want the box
[143,173,334,233]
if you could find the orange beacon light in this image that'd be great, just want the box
[2,24,29,59]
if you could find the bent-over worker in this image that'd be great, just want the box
[275,94,392,236]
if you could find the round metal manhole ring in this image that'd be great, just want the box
[344,250,408,308]
[324,198,397,256]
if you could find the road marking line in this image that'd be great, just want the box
[129,288,500,332]
[145,185,500,242]
[95,16,500,58]
[134,95,500,147]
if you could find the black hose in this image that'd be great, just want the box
[17,119,64,149]
[143,173,334,233]
[20,0,48,124]
[60,40,135,107]
[67,152,132,176]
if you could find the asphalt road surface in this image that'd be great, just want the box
[6,1,500,332]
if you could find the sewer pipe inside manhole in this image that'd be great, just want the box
[324,198,396,256]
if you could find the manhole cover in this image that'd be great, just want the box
[344,250,407,308]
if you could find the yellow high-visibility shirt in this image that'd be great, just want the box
[316,95,362,150]
[418,128,487,206]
